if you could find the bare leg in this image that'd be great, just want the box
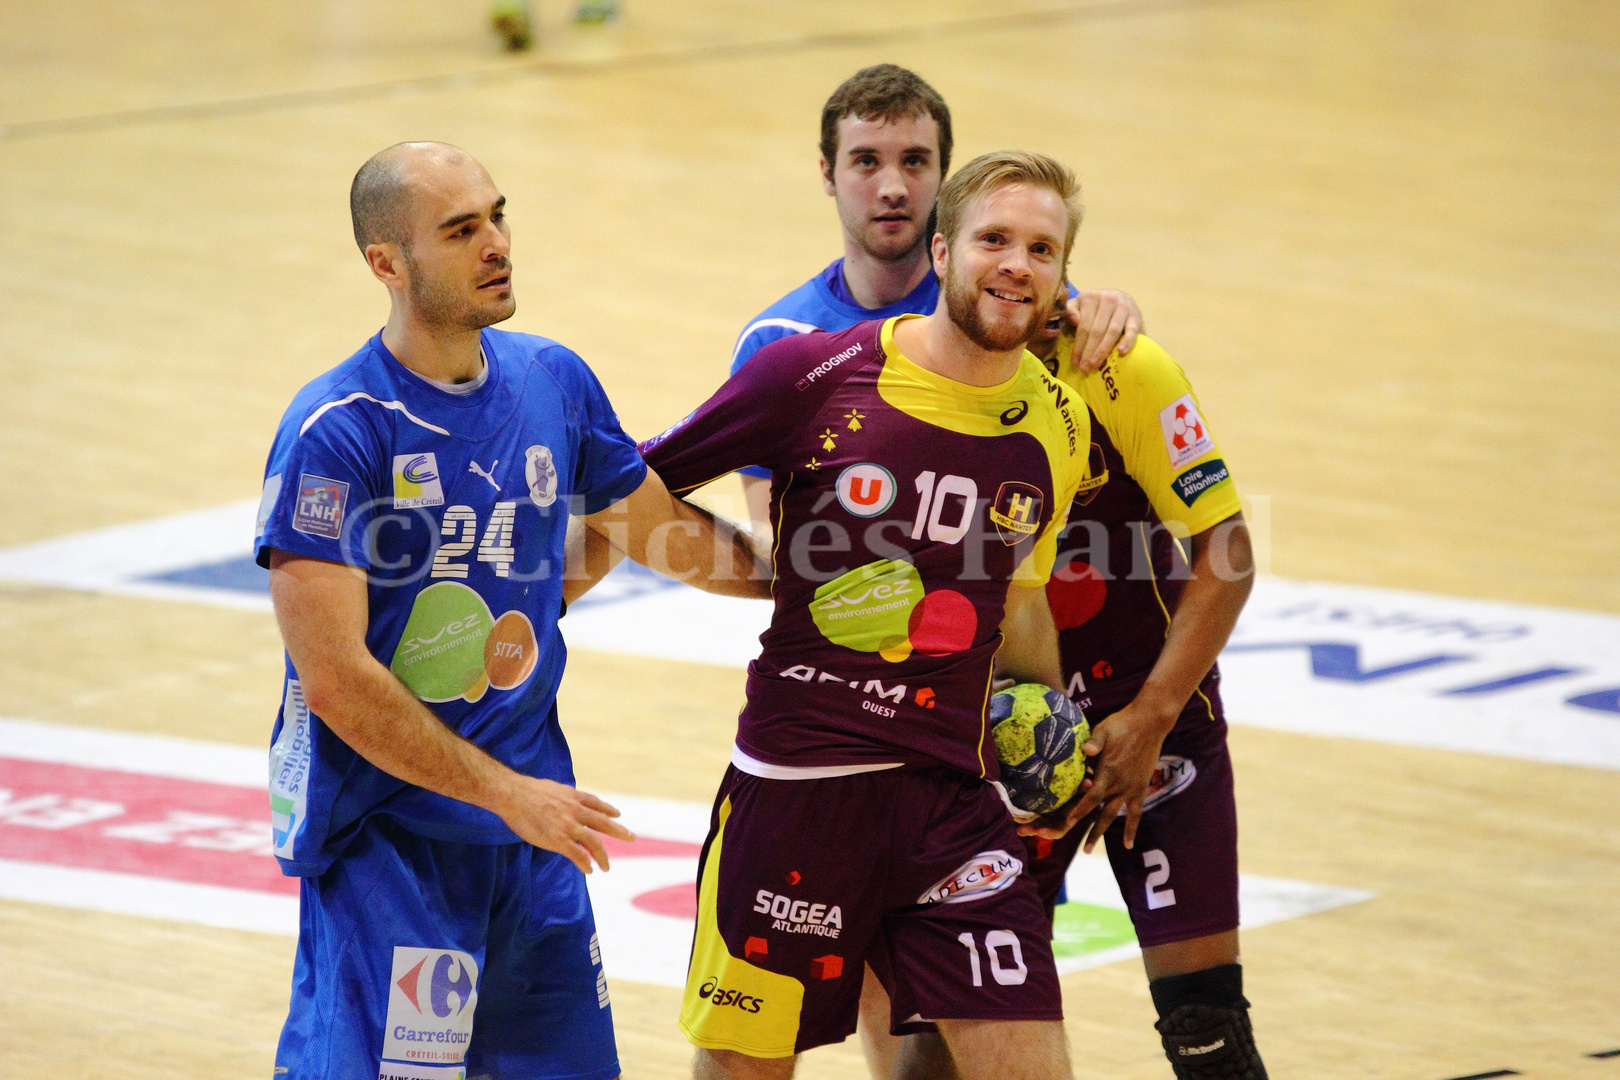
[1141,929,1239,980]
[936,1019,1070,1080]
[857,964,960,1080]
[858,965,903,1079]
[693,1048,798,1080]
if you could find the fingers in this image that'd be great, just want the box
[577,791,623,819]
[579,807,636,843]
[578,829,611,873]
[1078,304,1121,373]
[1121,797,1144,850]
[556,841,592,875]
[1083,795,1125,853]
[1119,303,1142,356]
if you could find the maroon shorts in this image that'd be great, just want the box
[678,764,1062,1058]
[1028,696,1240,948]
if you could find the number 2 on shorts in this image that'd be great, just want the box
[956,930,1029,987]
[1143,848,1177,910]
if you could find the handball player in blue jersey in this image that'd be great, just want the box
[722,68,1264,1080]
[256,142,768,1080]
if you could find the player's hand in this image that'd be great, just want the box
[1066,290,1144,374]
[1063,703,1172,852]
[493,776,635,874]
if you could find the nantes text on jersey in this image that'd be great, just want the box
[255,329,646,875]
[642,315,1090,779]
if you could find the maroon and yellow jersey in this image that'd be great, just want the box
[642,315,1091,778]
[1043,334,1242,723]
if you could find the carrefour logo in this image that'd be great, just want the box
[835,463,896,518]
[384,947,479,1067]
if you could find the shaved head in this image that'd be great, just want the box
[349,141,472,252]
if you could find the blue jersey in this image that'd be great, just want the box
[254,328,646,875]
[730,259,939,477]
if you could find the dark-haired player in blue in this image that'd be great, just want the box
[730,64,1143,546]
[257,141,768,1080]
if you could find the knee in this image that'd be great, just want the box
[694,1047,798,1080]
[894,1032,957,1080]
[1148,964,1268,1079]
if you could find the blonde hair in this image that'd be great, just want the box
[935,151,1083,267]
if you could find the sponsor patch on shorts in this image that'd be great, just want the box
[1141,755,1197,811]
[376,1062,469,1080]
[291,474,348,539]
[918,849,1024,905]
[1171,459,1230,507]
[382,947,479,1072]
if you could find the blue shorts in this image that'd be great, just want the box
[275,815,619,1080]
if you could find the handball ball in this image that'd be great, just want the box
[990,683,1090,818]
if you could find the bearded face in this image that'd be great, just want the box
[941,244,1052,352]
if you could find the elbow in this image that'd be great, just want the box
[295,663,355,723]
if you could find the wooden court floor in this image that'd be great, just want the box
[1,0,1617,1076]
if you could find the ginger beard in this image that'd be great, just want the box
[941,247,1054,353]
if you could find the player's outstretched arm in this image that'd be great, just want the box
[560,516,627,607]
[995,582,1065,690]
[1066,289,1144,373]
[268,550,634,873]
[1036,514,1254,852]
[583,468,772,599]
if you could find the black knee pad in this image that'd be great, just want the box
[1149,965,1268,1080]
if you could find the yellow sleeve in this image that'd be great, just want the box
[1068,335,1242,535]
[1011,380,1093,587]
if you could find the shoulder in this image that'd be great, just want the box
[1083,335,1194,411]
[277,340,395,443]
[484,327,587,383]
[731,270,838,370]
[747,319,879,387]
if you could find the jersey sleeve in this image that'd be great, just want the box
[254,403,385,570]
[642,335,822,494]
[730,321,812,479]
[1080,336,1242,534]
[557,350,648,513]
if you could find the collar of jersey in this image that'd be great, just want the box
[879,314,1037,399]
[812,261,939,322]
[371,330,503,411]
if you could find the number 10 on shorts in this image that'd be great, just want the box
[956,931,1028,987]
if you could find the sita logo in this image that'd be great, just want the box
[835,463,895,517]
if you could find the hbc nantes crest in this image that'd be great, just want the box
[989,481,1043,545]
